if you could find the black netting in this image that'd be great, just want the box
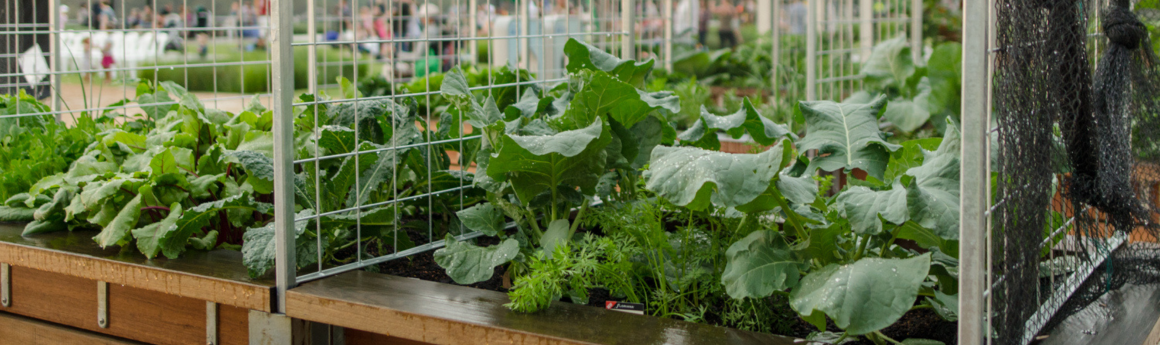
[992,0,1160,343]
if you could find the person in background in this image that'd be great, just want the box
[254,0,270,50]
[195,6,211,58]
[712,0,738,48]
[126,9,138,28]
[80,37,93,84]
[59,5,70,30]
[697,0,709,48]
[140,6,154,29]
[100,39,115,83]
[98,1,117,30]
[77,3,90,27]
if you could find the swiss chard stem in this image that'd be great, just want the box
[871,331,904,345]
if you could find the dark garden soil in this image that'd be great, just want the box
[369,220,957,344]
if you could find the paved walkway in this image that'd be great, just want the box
[53,82,269,124]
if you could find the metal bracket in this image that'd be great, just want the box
[97,281,108,328]
[207,301,218,345]
[1,263,10,307]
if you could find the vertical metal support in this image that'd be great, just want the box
[771,0,780,103]
[206,301,219,345]
[859,0,872,62]
[757,0,772,34]
[1,263,9,307]
[959,0,990,342]
[270,0,297,315]
[306,0,318,95]
[621,0,635,60]
[910,0,922,62]
[663,0,673,71]
[469,0,479,65]
[249,310,293,345]
[805,0,817,101]
[519,0,529,68]
[97,281,108,328]
[48,0,60,120]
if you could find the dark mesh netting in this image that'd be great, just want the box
[992,0,1160,344]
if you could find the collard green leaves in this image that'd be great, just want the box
[721,230,803,299]
[790,254,931,335]
[433,236,519,285]
[797,95,900,180]
[644,142,789,211]
[487,117,611,204]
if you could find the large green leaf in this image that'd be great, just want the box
[838,183,909,235]
[679,99,796,148]
[487,117,611,204]
[433,236,519,285]
[722,230,803,299]
[926,42,962,134]
[131,203,183,259]
[563,38,653,85]
[556,71,678,129]
[904,119,960,239]
[456,203,506,237]
[539,219,570,258]
[93,194,142,247]
[797,95,900,180]
[224,150,274,194]
[883,79,932,133]
[644,142,789,211]
[171,193,273,259]
[862,36,915,90]
[0,206,35,222]
[790,254,931,335]
[242,210,311,278]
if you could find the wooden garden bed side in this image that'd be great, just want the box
[1,266,250,345]
[0,223,274,312]
[0,312,146,345]
[287,271,800,345]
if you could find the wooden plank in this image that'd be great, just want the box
[1144,315,1160,345]
[346,328,430,345]
[0,311,145,345]
[0,223,272,311]
[288,271,799,345]
[3,266,251,345]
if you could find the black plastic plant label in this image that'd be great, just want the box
[604,301,645,315]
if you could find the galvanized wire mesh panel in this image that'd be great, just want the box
[287,0,643,284]
[2,0,273,119]
[805,0,919,101]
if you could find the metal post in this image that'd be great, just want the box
[805,0,816,101]
[270,0,297,315]
[469,0,478,65]
[621,0,634,60]
[770,0,780,104]
[910,0,921,62]
[48,0,60,120]
[859,0,872,62]
[959,0,990,342]
[757,0,772,34]
[520,0,529,68]
[249,310,293,345]
[663,0,673,71]
[307,0,318,94]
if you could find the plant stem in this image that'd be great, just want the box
[567,199,590,237]
[872,331,904,345]
[853,235,868,261]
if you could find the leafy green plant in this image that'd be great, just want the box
[433,38,680,293]
[856,36,962,137]
[1,81,277,261]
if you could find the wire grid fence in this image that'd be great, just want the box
[287,0,663,283]
[985,0,1160,344]
[805,0,920,101]
[2,0,275,121]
